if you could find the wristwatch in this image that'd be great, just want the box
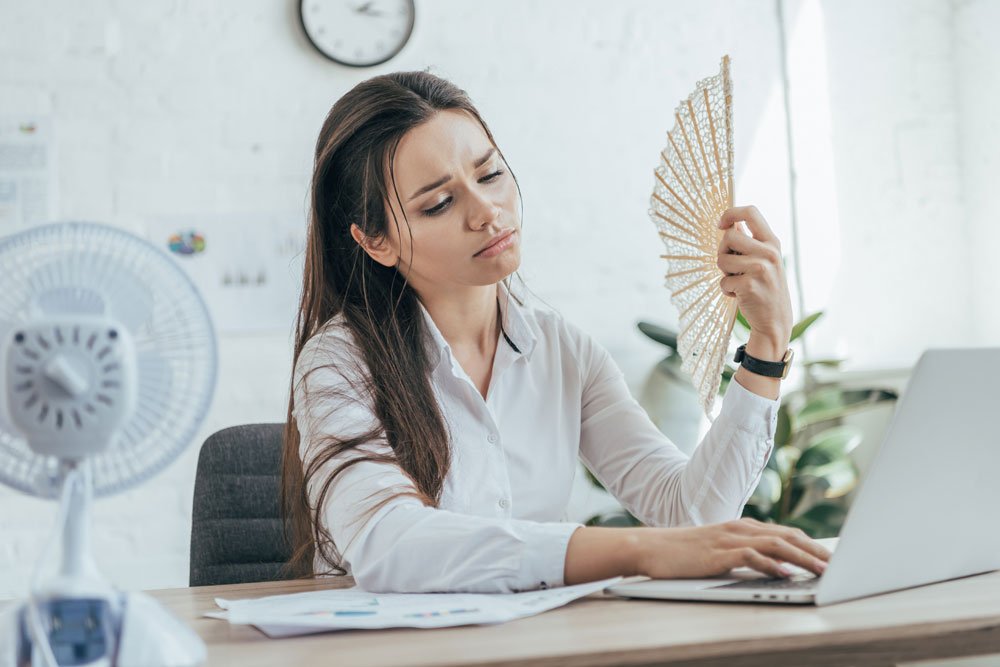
[733,344,794,379]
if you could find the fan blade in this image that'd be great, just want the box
[32,286,107,317]
[93,349,172,496]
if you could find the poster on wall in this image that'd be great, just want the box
[0,115,57,235]
[147,213,307,335]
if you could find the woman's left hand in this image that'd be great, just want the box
[716,206,794,350]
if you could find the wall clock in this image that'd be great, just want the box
[299,0,416,67]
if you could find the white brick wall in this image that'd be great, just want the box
[955,0,1000,344]
[0,0,991,600]
[806,0,973,369]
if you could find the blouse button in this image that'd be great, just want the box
[498,497,509,509]
[487,433,498,444]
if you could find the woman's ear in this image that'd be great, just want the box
[350,223,397,268]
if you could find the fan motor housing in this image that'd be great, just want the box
[2,318,136,458]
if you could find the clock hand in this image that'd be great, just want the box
[355,1,384,16]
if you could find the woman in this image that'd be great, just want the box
[281,71,830,593]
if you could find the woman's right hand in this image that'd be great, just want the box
[632,518,831,579]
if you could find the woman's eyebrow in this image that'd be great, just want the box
[407,148,496,202]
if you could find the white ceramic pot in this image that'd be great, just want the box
[637,357,710,457]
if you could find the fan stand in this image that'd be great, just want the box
[0,465,206,667]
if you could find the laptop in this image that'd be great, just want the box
[606,348,1000,606]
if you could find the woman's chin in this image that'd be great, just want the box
[479,252,520,283]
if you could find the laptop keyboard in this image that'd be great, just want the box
[712,575,821,591]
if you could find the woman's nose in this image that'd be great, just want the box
[468,191,500,230]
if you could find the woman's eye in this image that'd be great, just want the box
[422,198,451,216]
[420,171,504,217]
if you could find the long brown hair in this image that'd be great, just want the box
[281,71,521,577]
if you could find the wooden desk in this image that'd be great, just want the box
[148,572,1000,667]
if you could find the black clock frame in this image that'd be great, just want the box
[298,0,416,68]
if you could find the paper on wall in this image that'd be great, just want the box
[146,212,306,334]
[206,577,622,637]
[0,115,57,234]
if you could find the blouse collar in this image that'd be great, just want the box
[417,278,538,371]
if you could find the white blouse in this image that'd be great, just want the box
[292,281,780,594]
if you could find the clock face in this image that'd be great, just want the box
[299,0,415,67]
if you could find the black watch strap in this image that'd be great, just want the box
[733,344,789,379]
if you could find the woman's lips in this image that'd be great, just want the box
[474,229,517,258]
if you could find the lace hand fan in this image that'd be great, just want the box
[648,55,736,418]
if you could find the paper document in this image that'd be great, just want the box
[207,577,621,638]
[0,115,57,234]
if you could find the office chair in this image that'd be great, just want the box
[189,423,295,586]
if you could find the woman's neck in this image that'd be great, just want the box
[418,284,499,357]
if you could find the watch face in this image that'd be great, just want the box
[299,0,415,67]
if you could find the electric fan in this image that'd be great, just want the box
[0,222,216,666]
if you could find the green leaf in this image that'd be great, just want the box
[747,468,782,514]
[802,358,846,369]
[585,511,643,527]
[774,446,802,484]
[584,468,605,492]
[794,458,858,499]
[775,405,793,448]
[784,502,847,538]
[796,387,898,428]
[795,426,863,470]
[797,388,843,423]
[765,446,780,473]
[718,365,737,395]
[637,321,678,350]
[790,311,824,342]
[736,309,751,331]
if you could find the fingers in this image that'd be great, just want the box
[716,252,759,277]
[748,535,828,577]
[716,257,755,298]
[720,270,773,299]
[717,231,782,298]
[718,205,778,245]
[717,226,777,259]
[731,548,794,579]
[720,519,831,578]
[774,525,833,562]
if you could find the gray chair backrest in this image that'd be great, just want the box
[189,423,295,586]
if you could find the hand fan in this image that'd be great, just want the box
[648,55,736,418]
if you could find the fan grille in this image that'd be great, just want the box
[0,222,217,499]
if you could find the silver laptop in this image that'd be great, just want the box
[606,348,1000,606]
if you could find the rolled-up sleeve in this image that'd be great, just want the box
[294,332,582,593]
[576,330,779,528]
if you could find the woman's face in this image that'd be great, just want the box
[361,109,521,297]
